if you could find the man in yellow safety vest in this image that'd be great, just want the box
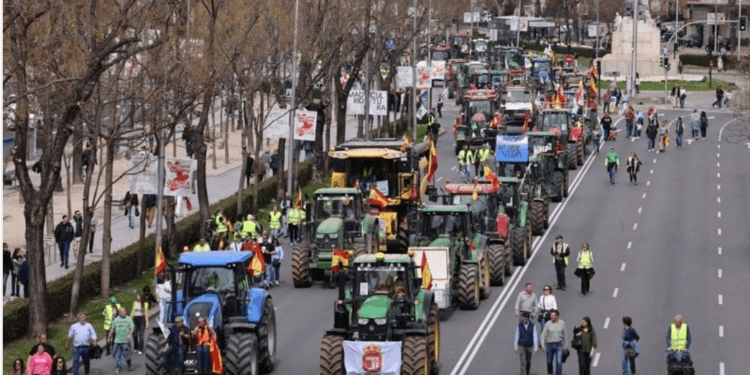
[458,144,473,182]
[193,237,211,252]
[214,208,228,240]
[269,205,282,239]
[665,315,692,364]
[287,206,301,244]
[476,144,490,177]
[102,295,122,355]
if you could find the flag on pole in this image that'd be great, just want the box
[249,243,266,277]
[556,84,566,107]
[522,112,530,134]
[421,252,432,291]
[575,80,584,106]
[155,244,166,275]
[294,186,303,208]
[427,141,438,183]
[484,167,500,190]
[472,181,479,201]
[332,248,350,272]
[209,335,224,375]
[369,186,389,210]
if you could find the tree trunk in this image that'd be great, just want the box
[195,88,214,237]
[64,155,72,219]
[224,93,230,165]
[100,139,115,297]
[164,196,177,258]
[138,197,146,274]
[72,119,84,185]
[276,138,286,199]
[252,91,264,215]
[212,98,218,170]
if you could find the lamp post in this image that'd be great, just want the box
[412,0,418,143]
[596,0,600,59]
[516,0,522,47]
[286,0,299,196]
[630,0,638,99]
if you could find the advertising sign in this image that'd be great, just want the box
[416,65,432,89]
[264,109,317,141]
[347,90,388,116]
[293,110,317,141]
[495,135,529,163]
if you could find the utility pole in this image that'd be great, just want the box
[286,0,300,196]
[738,0,742,56]
[365,47,371,139]
[413,0,418,143]
[596,0,600,59]
[516,0,522,47]
[714,0,719,53]
[630,0,639,99]
[428,0,433,117]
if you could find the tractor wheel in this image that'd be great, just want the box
[225,333,258,375]
[577,140,585,165]
[292,242,312,288]
[529,201,545,236]
[512,226,528,266]
[480,256,491,300]
[541,191,550,229]
[504,242,513,276]
[402,335,429,375]
[319,334,344,375]
[145,333,166,375]
[352,239,368,257]
[550,171,564,202]
[258,298,277,373]
[563,170,570,198]
[427,303,440,375]
[487,243,505,286]
[458,263,480,310]
[566,146,578,170]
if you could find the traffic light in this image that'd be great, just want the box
[741,16,747,32]
[659,56,664,68]
[663,57,669,69]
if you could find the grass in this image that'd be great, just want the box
[597,78,736,92]
[3,271,156,374]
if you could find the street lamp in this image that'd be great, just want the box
[286,0,300,196]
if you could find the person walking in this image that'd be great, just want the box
[600,112,612,142]
[624,106,634,138]
[63,313,97,375]
[28,334,56,358]
[54,215,75,269]
[575,243,593,296]
[4,242,11,296]
[645,114,658,152]
[658,120,670,153]
[259,233,275,288]
[51,357,68,375]
[227,236,244,252]
[699,111,708,139]
[592,122,602,154]
[605,147,620,184]
[621,316,640,375]
[690,109,700,139]
[665,315,692,364]
[634,73,640,94]
[269,205,282,239]
[287,206,302,245]
[475,144,490,178]
[163,316,191,375]
[72,211,83,256]
[102,296,121,356]
[10,247,23,297]
[514,283,539,321]
[124,192,140,229]
[540,310,567,375]
[156,274,172,323]
[725,90,732,108]
[670,86,678,108]
[712,85,724,108]
[193,317,216,375]
[130,293,149,354]
[573,317,597,375]
[514,311,539,375]
[626,151,642,185]
[634,110,644,138]
[538,285,558,330]
[550,236,570,290]
[214,208,228,242]
[28,344,54,375]
[674,117,684,147]
[458,144,472,182]
[679,87,687,108]
[193,237,210,252]
[18,255,29,298]
[107,307,134,373]
[279,195,291,238]
[437,94,444,118]
[678,59,684,75]
[271,238,284,286]
[244,155,254,187]
[10,358,25,375]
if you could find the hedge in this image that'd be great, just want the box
[3,160,314,343]
[678,54,746,69]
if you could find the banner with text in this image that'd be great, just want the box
[164,158,193,196]
[129,155,159,195]
[495,135,529,163]
[343,341,401,375]
[347,90,388,116]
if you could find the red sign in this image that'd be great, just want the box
[362,345,383,374]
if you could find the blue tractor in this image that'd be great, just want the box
[145,251,277,375]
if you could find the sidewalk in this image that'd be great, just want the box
[2,106,366,303]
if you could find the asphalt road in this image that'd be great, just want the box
[77,95,748,375]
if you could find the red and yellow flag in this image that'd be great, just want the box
[522,112,530,135]
[485,167,500,191]
[421,252,432,291]
[472,181,479,201]
[294,186,303,208]
[249,243,266,277]
[332,248,350,272]
[427,141,438,183]
[369,186,389,210]
[155,244,166,275]
[209,335,224,375]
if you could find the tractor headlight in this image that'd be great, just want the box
[208,317,214,328]
[316,233,325,240]
[329,233,339,239]
[358,318,369,325]
[374,318,387,326]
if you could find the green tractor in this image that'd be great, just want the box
[412,205,490,310]
[320,252,440,375]
[537,108,585,170]
[292,188,379,288]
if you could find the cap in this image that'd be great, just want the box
[247,214,254,220]
[109,296,118,304]
[175,316,184,323]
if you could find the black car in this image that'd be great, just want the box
[677,34,701,48]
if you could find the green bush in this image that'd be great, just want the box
[3,160,314,343]
[679,54,711,67]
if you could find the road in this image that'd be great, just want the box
[77,93,749,375]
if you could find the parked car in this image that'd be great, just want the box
[677,34,701,48]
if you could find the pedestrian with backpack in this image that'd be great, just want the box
[645,110,659,152]
[699,111,709,139]
[626,151,642,185]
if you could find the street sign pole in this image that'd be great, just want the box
[286,0,299,196]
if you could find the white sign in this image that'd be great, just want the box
[529,21,555,28]
[344,341,402,375]
[520,20,529,32]
[347,90,366,115]
[416,105,428,120]
[396,66,414,88]
[510,19,518,31]
[263,109,317,141]
[707,13,725,25]
[293,110,317,141]
[463,12,480,23]
[431,61,446,80]
[347,90,388,116]
[416,65,432,89]
[129,155,158,195]
[164,158,193,196]
[588,24,609,37]
[369,90,388,116]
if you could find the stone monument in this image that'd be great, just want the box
[601,2,664,79]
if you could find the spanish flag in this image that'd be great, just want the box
[369,186,389,210]
[485,167,500,191]
[209,335,224,374]
[421,252,432,291]
[556,84,565,107]
[249,243,265,277]
[155,244,166,275]
[294,186,303,208]
[332,248,350,272]
[472,181,479,201]
[427,141,438,183]
[575,80,584,106]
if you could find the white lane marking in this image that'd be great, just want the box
[621,263,626,272]
[718,269,722,278]
[627,241,632,249]
[719,294,723,305]
[718,211,721,218]
[718,197,721,203]
[437,177,443,182]
[717,153,720,158]
[721,362,725,375]
[604,317,611,329]
[633,223,638,230]
[650,169,654,174]
[709,116,716,119]
[637,207,642,214]
[646,180,650,186]
[449,144,603,375]
[717,184,721,190]
[718,228,722,236]
[717,172,721,178]
[451,166,458,171]
[653,159,657,164]
[717,144,721,149]
[720,325,724,337]
[613,288,619,298]
[717,162,721,168]
[642,193,647,199]
[718,247,722,255]
[592,352,601,367]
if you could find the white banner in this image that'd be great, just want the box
[264,109,317,141]
[293,110,317,141]
[343,341,401,375]
[369,90,388,116]
[588,24,608,37]
[129,155,159,195]
[347,90,366,115]
[416,65,432,90]
[529,21,555,28]
[520,20,529,32]
[396,66,414,88]
[430,61,446,80]
[164,158,193,196]
[416,105,428,120]
[347,90,388,116]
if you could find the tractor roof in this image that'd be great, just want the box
[421,205,471,213]
[526,131,556,137]
[314,187,361,196]
[329,148,406,160]
[444,183,499,195]
[179,251,252,267]
[353,253,413,264]
[464,89,498,101]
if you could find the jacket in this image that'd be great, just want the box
[54,222,75,243]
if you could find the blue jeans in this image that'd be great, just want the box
[647,137,655,150]
[196,345,211,372]
[712,99,723,108]
[621,347,636,375]
[270,228,280,239]
[58,241,70,266]
[626,122,633,137]
[545,341,563,375]
[114,342,132,370]
[163,345,186,372]
[675,132,683,146]
[608,164,617,183]
[127,208,135,228]
[264,265,276,286]
[273,260,281,282]
[71,345,90,375]
[462,165,470,181]
[554,260,566,288]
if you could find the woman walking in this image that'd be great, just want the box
[271,238,284,286]
[574,317,597,375]
[690,109,700,139]
[538,285,558,330]
[27,344,53,375]
[51,357,68,375]
[675,117,684,147]
[11,248,24,297]
[10,358,25,375]
[575,243,594,296]
[658,121,670,153]
[621,316,640,375]
[626,152,642,185]
[130,292,149,354]
[700,111,709,139]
